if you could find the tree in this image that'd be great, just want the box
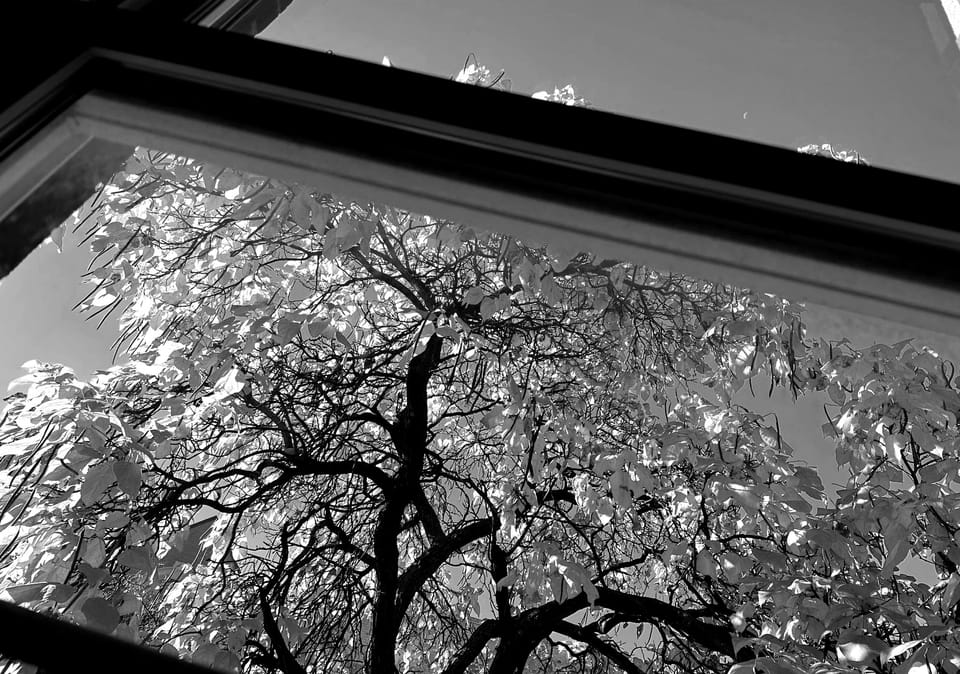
[1,63,959,674]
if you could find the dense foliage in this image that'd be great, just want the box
[1,67,959,674]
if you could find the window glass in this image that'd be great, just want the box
[1,137,959,673]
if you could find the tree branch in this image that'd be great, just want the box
[259,590,308,674]
[553,622,646,674]
[322,508,376,567]
[396,518,495,616]
[410,485,445,545]
[368,333,443,672]
[439,619,500,674]
[487,586,736,674]
[594,588,734,658]
[294,456,393,493]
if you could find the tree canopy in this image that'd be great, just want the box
[1,64,960,674]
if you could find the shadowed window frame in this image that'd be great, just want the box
[2,2,960,672]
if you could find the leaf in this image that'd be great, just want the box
[695,550,717,579]
[898,658,936,674]
[43,583,74,603]
[112,592,141,617]
[547,243,577,272]
[884,432,906,466]
[200,163,218,191]
[942,574,960,610]
[753,548,786,570]
[81,597,120,633]
[78,562,108,588]
[479,297,496,320]
[480,406,504,430]
[883,639,924,664]
[274,318,301,346]
[229,190,277,222]
[305,318,331,340]
[112,461,142,498]
[81,463,115,506]
[557,560,598,604]
[0,437,38,457]
[215,368,246,397]
[609,468,634,509]
[90,292,118,308]
[118,546,155,572]
[436,325,460,341]
[725,480,762,512]
[838,635,887,668]
[214,651,241,673]
[193,643,223,667]
[2,583,49,604]
[82,536,107,568]
[730,636,758,659]
[732,344,757,378]
[882,537,910,577]
[101,511,129,529]
[50,225,65,253]
[828,383,845,405]
[462,286,485,305]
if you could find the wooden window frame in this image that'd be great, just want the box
[2,1,960,671]
[6,3,960,333]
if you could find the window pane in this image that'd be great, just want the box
[259,0,960,184]
[2,139,959,673]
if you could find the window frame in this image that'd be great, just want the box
[0,0,293,278]
[0,599,222,674]
[2,2,960,671]
[5,2,960,333]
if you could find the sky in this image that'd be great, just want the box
[260,0,960,183]
[3,0,960,495]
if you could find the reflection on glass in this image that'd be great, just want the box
[260,0,960,184]
[0,657,38,674]
[0,139,958,674]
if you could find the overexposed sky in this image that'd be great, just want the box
[940,0,960,42]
